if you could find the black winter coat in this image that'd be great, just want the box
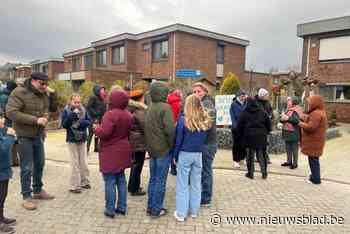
[86,85,106,123]
[236,99,271,149]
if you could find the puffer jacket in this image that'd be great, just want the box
[86,85,107,123]
[6,79,58,138]
[128,99,147,152]
[145,82,175,158]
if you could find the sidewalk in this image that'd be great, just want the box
[45,124,350,184]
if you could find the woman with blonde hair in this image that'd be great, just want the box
[173,94,211,222]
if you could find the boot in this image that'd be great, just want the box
[33,190,55,200]
[0,209,15,225]
[0,223,15,233]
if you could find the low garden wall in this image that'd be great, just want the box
[217,127,341,154]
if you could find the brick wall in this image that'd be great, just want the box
[175,32,246,84]
[303,30,350,84]
[301,30,350,122]
[242,71,271,93]
[48,61,64,80]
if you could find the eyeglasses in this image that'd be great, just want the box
[38,81,48,86]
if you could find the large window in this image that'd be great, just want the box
[84,53,93,70]
[217,44,225,64]
[152,40,168,61]
[319,36,350,61]
[41,64,48,74]
[96,49,107,66]
[320,85,350,101]
[72,56,80,71]
[112,46,125,64]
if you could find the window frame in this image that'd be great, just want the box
[84,53,93,70]
[152,39,169,62]
[216,44,225,64]
[96,49,107,67]
[112,45,125,65]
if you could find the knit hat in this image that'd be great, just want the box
[6,80,17,92]
[129,89,144,98]
[236,89,247,97]
[31,72,48,81]
[258,88,269,98]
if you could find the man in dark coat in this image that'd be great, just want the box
[86,85,107,153]
[229,90,247,168]
[236,98,271,179]
[255,88,274,164]
[6,72,58,210]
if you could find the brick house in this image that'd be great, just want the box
[297,16,350,122]
[61,24,250,88]
[31,58,64,80]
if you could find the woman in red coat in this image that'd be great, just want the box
[299,95,327,185]
[94,89,132,218]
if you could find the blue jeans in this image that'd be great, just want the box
[201,144,216,204]
[103,171,127,214]
[17,136,45,199]
[308,157,321,184]
[147,153,171,215]
[176,151,202,218]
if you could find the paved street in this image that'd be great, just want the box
[4,125,350,233]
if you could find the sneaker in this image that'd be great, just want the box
[262,173,268,179]
[115,209,126,216]
[290,165,298,169]
[146,208,152,216]
[33,190,55,200]
[69,189,82,194]
[2,217,16,225]
[200,202,211,208]
[82,184,91,189]
[130,189,146,196]
[104,211,115,219]
[245,173,254,180]
[0,223,15,233]
[150,208,168,218]
[191,214,198,219]
[22,198,37,210]
[232,161,240,168]
[281,162,291,167]
[174,211,185,222]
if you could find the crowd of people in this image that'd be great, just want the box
[0,71,328,232]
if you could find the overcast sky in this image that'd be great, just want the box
[1,0,350,72]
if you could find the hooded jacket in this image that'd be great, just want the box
[167,91,182,123]
[201,94,217,145]
[95,90,132,173]
[86,85,107,122]
[128,99,147,152]
[145,82,175,158]
[299,95,327,157]
[6,78,58,138]
[0,128,15,181]
[236,98,272,149]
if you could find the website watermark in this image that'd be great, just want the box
[209,213,345,226]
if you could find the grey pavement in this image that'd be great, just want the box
[6,161,350,234]
[5,125,350,233]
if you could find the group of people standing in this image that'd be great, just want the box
[61,80,217,221]
[230,88,327,184]
[0,70,328,233]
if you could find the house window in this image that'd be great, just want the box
[112,46,125,64]
[84,53,93,70]
[41,64,48,74]
[320,85,350,101]
[152,40,168,61]
[96,49,107,66]
[216,44,225,64]
[72,56,80,72]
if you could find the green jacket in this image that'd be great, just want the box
[145,82,175,158]
[6,79,58,138]
[281,111,300,142]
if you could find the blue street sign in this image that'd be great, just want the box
[176,69,202,78]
